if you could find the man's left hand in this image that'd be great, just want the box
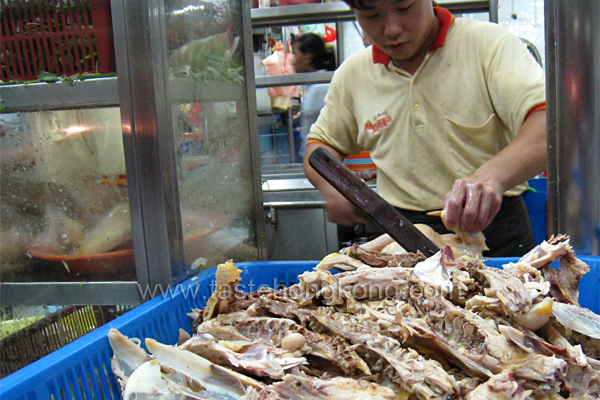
[443,176,503,232]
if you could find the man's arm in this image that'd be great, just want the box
[443,109,547,232]
[303,141,368,226]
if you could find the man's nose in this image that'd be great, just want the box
[383,14,404,38]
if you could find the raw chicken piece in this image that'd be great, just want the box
[121,360,180,400]
[30,206,85,255]
[242,373,396,400]
[75,201,130,254]
[341,243,426,268]
[146,338,263,399]
[203,260,242,321]
[552,302,600,340]
[197,312,370,376]
[108,328,152,387]
[465,371,531,400]
[427,210,488,259]
[180,334,306,379]
[315,252,370,272]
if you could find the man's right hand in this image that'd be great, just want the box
[321,185,368,226]
[303,142,367,226]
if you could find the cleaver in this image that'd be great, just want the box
[309,147,440,257]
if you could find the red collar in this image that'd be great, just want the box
[372,6,455,65]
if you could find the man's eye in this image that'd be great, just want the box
[398,4,413,12]
[364,13,379,19]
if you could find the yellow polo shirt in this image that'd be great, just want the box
[308,7,546,211]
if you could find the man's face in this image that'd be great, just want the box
[353,0,438,69]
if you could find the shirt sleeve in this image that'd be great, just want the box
[306,60,365,156]
[482,26,546,134]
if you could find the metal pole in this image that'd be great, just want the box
[548,0,600,254]
[544,0,558,242]
[488,0,498,23]
[112,0,186,288]
[241,0,269,260]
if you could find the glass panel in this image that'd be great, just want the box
[252,9,498,176]
[0,108,134,282]
[165,0,260,273]
[253,23,337,173]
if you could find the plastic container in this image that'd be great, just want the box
[522,189,547,245]
[0,305,132,378]
[0,0,115,82]
[528,178,548,192]
[1,258,598,399]
[521,177,548,245]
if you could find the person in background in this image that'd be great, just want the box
[303,0,547,257]
[292,33,336,158]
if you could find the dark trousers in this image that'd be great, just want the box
[393,196,535,257]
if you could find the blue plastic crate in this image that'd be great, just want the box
[1,258,598,399]
[522,177,548,244]
[522,190,547,245]
[528,177,548,192]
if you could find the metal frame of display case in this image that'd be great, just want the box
[0,1,498,109]
[0,0,499,305]
[0,0,266,305]
[252,0,497,89]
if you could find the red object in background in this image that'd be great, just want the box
[1,0,115,81]
[186,104,203,125]
[323,26,337,42]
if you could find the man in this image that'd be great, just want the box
[303,0,547,256]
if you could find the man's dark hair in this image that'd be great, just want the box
[342,0,375,10]
[343,0,438,10]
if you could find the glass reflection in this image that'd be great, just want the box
[165,0,259,273]
[0,108,133,282]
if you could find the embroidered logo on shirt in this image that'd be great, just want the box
[364,112,392,134]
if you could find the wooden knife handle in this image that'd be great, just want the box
[309,147,440,256]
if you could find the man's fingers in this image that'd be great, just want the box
[460,184,482,231]
[443,180,467,229]
[470,186,502,232]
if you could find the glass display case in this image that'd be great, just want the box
[0,0,266,306]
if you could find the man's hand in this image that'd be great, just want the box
[443,176,503,232]
[443,109,547,233]
[321,185,368,226]
[304,142,368,226]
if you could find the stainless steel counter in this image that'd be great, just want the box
[261,163,376,207]
[260,164,376,261]
[262,164,323,208]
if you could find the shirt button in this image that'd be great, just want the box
[414,103,421,111]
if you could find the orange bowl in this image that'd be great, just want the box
[27,210,229,275]
[28,245,135,275]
